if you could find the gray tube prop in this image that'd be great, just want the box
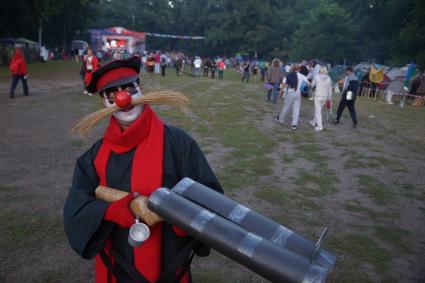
[172,178,336,272]
[148,188,328,283]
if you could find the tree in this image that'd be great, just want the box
[289,1,356,64]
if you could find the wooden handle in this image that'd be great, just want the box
[95,185,162,227]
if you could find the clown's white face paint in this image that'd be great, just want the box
[103,85,144,129]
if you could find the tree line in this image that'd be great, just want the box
[2,0,424,67]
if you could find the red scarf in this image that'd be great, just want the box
[94,105,164,283]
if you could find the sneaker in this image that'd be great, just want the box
[333,118,339,124]
[308,97,314,101]
[314,127,323,132]
[353,123,357,128]
[83,90,89,95]
[291,125,297,130]
[309,120,316,127]
[275,116,284,125]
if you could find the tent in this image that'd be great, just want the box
[384,78,404,93]
[329,65,345,82]
[385,67,406,81]
[90,27,146,54]
[354,62,370,76]
[308,58,326,66]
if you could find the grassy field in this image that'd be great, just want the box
[0,61,424,282]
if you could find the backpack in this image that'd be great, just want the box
[300,81,309,97]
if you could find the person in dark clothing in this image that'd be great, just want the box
[300,61,309,77]
[203,59,211,77]
[334,67,359,128]
[160,55,167,76]
[210,60,217,79]
[64,56,223,283]
[9,48,29,98]
[241,61,251,83]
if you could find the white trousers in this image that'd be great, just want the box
[278,91,301,126]
[313,97,327,129]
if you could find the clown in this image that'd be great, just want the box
[64,56,222,283]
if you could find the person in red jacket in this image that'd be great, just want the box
[9,48,29,98]
[83,47,99,96]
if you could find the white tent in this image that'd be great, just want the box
[385,78,404,93]
[385,68,406,81]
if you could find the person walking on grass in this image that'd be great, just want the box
[241,61,251,82]
[309,66,332,132]
[252,59,259,82]
[275,65,309,130]
[267,59,283,103]
[9,48,29,98]
[334,67,359,128]
[194,56,202,77]
[83,47,99,96]
[218,59,225,79]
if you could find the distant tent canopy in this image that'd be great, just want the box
[329,65,345,82]
[71,40,89,51]
[308,59,326,66]
[90,27,146,54]
[385,68,406,81]
[0,37,38,49]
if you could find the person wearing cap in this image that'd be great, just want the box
[63,56,223,283]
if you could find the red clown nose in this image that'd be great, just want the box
[115,90,132,108]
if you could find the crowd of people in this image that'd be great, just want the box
[267,59,359,131]
[233,57,356,131]
[6,46,401,133]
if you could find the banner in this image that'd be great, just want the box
[145,33,204,40]
[403,63,416,89]
[369,64,384,83]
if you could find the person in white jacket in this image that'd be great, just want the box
[309,66,332,131]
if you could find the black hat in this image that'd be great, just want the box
[86,56,141,93]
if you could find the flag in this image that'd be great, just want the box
[403,63,416,89]
[369,64,384,83]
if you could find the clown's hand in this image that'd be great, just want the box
[104,192,137,228]
[96,185,162,227]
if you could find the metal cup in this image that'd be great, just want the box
[128,219,150,247]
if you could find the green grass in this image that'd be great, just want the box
[328,234,392,274]
[342,201,389,219]
[35,270,67,283]
[192,270,233,283]
[255,185,288,206]
[356,175,395,204]
[374,226,410,253]
[397,183,425,202]
[0,210,64,256]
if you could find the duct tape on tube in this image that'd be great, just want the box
[172,177,195,194]
[148,187,171,207]
[271,225,293,247]
[228,204,250,224]
[237,233,262,257]
[189,209,216,233]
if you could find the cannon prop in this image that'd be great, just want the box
[96,178,336,283]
